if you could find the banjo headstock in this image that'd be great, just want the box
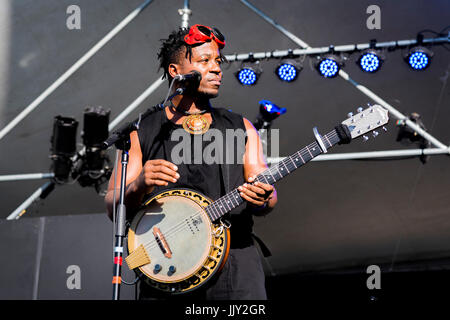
[341,104,389,141]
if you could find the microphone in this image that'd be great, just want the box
[174,70,202,82]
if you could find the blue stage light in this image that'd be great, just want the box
[277,64,297,82]
[237,68,257,85]
[409,52,428,70]
[254,99,287,129]
[259,100,287,116]
[235,62,262,86]
[275,59,301,82]
[317,57,340,78]
[358,49,383,73]
[406,47,432,70]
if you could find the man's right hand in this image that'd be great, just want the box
[136,159,179,194]
[105,132,180,220]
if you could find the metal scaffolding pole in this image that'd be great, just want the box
[0,0,155,142]
[178,0,192,29]
[0,173,54,182]
[224,36,450,62]
[108,76,165,131]
[6,181,55,220]
[239,0,449,151]
[4,0,194,220]
[4,0,159,219]
[268,147,450,164]
[108,0,194,131]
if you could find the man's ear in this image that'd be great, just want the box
[168,63,179,79]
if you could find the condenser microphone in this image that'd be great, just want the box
[174,70,202,82]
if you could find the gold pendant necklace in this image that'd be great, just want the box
[168,101,210,134]
[182,114,210,135]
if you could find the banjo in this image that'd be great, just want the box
[125,105,389,294]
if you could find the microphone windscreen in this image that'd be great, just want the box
[190,70,202,81]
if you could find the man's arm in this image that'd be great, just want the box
[104,131,179,220]
[240,118,278,216]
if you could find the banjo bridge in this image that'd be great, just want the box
[152,226,172,258]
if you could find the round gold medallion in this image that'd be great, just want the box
[182,114,210,135]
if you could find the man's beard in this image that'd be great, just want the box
[185,84,219,99]
[197,90,219,99]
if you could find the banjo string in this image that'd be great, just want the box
[135,130,340,251]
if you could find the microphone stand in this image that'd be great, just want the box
[111,136,130,301]
[167,87,185,102]
[105,87,185,301]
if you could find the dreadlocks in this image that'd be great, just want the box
[157,27,227,84]
[157,28,193,84]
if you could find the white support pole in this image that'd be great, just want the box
[337,71,448,149]
[110,0,193,132]
[6,181,54,220]
[0,0,155,142]
[4,0,160,219]
[0,173,54,182]
[268,148,450,164]
[108,76,165,131]
[224,36,450,62]
[239,0,310,48]
[178,0,192,29]
[238,0,449,150]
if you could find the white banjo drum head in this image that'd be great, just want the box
[128,191,213,284]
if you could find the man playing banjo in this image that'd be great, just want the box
[105,24,277,300]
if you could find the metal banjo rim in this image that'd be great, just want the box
[127,188,230,294]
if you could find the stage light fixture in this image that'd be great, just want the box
[236,68,258,85]
[235,59,262,86]
[254,99,287,130]
[75,106,112,192]
[82,106,110,149]
[396,112,430,163]
[81,106,110,171]
[275,59,302,82]
[405,47,433,70]
[50,115,78,183]
[358,49,384,73]
[404,34,434,71]
[316,54,343,78]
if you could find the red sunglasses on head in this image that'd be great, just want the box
[184,24,226,49]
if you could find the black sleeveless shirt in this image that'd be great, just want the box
[137,107,254,248]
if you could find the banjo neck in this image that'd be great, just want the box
[205,128,341,222]
[205,104,389,222]
[126,105,388,295]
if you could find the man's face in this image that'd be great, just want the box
[170,41,223,98]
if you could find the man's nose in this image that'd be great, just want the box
[210,62,221,74]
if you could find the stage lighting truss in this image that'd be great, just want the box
[357,48,385,73]
[275,58,303,82]
[227,32,448,84]
[235,59,262,86]
[404,46,433,70]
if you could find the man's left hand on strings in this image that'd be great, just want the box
[238,176,274,208]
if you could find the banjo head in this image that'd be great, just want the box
[127,188,229,294]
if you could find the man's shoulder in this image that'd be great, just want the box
[213,107,256,129]
[139,105,165,125]
[212,107,244,120]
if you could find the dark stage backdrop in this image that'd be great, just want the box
[0,0,449,284]
[0,214,136,300]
